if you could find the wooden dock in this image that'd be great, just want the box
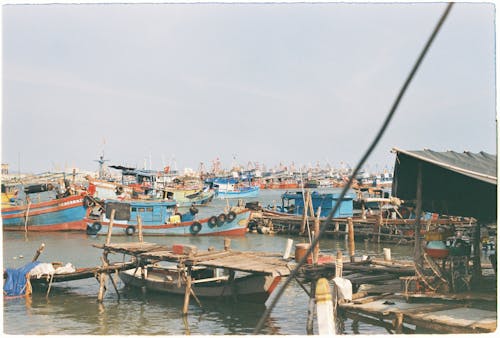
[93,241,292,276]
[339,294,497,333]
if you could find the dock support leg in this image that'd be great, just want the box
[183,273,192,316]
[393,312,404,334]
[306,280,316,335]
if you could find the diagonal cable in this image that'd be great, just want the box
[254,2,454,334]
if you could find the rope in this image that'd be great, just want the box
[254,3,454,333]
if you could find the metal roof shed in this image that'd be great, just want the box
[391,148,497,222]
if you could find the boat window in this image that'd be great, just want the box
[131,207,137,212]
[138,208,145,212]
[145,207,153,212]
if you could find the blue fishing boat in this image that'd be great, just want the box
[276,191,354,218]
[86,199,249,236]
[2,183,89,231]
[211,178,260,199]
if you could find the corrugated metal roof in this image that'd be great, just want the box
[392,148,497,185]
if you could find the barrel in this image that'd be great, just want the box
[295,243,311,262]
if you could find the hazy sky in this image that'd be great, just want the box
[1,1,497,174]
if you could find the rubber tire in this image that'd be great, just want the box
[125,225,136,236]
[190,222,202,235]
[217,213,227,226]
[92,222,102,232]
[227,211,237,222]
[208,216,217,228]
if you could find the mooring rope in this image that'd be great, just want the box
[254,2,454,333]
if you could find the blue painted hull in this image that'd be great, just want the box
[88,209,250,236]
[216,186,260,199]
[2,195,88,231]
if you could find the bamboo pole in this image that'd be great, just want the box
[105,209,116,245]
[348,218,355,263]
[306,279,316,335]
[300,191,309,234]
[336,250,343,278]
[32,243,45,262]
[313,207,321,264]
[182,272,192,316]
[137,215,143,243]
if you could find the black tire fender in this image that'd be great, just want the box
[217,213,227,226]
[125,225,136,236]
[208,216,217,227]
[227,211,237,222]
[92,222,102,232]
[190,221,202,235]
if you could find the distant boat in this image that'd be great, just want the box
[274,190,354,218]
[212,178,260,199]
[163,186,215,207]
[86,199,249,236]
[2,183,89,231]
[119,264,281,303]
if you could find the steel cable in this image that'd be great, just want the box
[254,2,454,333]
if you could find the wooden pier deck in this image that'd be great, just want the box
[94,242,292,276]
[339,294,497,333]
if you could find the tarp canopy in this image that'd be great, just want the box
[391,148,497,222]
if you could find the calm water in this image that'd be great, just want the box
[3,189,416,335]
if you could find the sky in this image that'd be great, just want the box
[1,1,497,174]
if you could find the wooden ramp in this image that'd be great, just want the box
[340,296,497,333]
[95,242,292,276]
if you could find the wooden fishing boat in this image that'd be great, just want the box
[119,264,281,303]
[212,178,260,199]
[86,199,249,236]
[2,194,89,231]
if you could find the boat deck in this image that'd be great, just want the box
[94,242,292,276]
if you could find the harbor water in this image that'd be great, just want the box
[3,189,416,335]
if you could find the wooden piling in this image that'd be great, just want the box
[313,207,321,264]
[336,250,343,278]
[316,278,335,335]
[32,243,45,262]
[224,238,231,251]
[348,218,355,262]
[306,279,316,335]
[105,209,116,245]
[137,215,143,243]
[183,272,192,316]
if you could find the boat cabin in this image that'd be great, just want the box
[103,199,181,225]
[279,191,354,218]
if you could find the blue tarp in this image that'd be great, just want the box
[3,261,41,296]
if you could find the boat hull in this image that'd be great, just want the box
[216,186,260,199]
[89,209,250,236]
[119,267,281,303]
[2,195,88,231]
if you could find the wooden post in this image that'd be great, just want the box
[313,207,321,264]
[348,217,355,263]
[300,191,309,234]
[336,250,343,278]
[137,215,144,243]
[334,222,340,239]
[316,278,335,335]
[32,243,45,262]
[414,163,423,267]
[97,252,109,302]
[224,238,231,251]
[306,279,316,335]
[393,312,404,334]
[106,209,116,245]
[377,213,383,244]
[183,270,192,316]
